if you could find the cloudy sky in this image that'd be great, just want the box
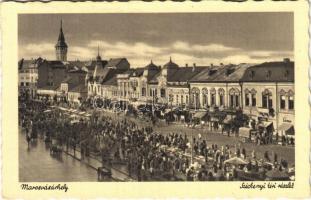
[19,13,293,67]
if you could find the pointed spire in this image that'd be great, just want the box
[96,45,101,61]
[151,59,153,64]
[56,19,67,48]
[169,56,172,62]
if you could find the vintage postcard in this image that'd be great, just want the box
[1,1,309,198]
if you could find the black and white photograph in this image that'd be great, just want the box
[18,13,295,182]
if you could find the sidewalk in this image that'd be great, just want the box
[63,146,134,181]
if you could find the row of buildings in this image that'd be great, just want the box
[18,21,295,138]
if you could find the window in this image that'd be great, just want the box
[160,88,166,98]
[268,95,273,108]
[235,95,239,107]
[219,94,224,106]
[230,95,234,107]
[245,94,250,106]
[266,70,272,79]
[25,82,29,86]
[211,94,216,106]
[262,95,267,108]
[176,95,179,104]
[288,96,294,110]
[181,95,184,105]
[218,88,225,106]
[20,82,24,86]
[251,94,256,106]
[249,70,255,79]
[141,87,146,96]
[186,95,189,104]
[203,94,208,106]
[280,95,286,109]
[169,94,174,103]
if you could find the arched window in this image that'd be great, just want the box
[229,88,240,107]
[141,87,146,96]
[262,89,272,108]
[288,90,294,110]
[160,88,166,98]
[218,88,225,106]
[191,87,200,108]
[244,89,250,106]
[251,89,257,106]
[210,88,216,106]
[202,88,208,107]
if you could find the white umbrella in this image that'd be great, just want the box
[224,157,248,165]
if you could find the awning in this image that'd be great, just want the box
[193,111,207,119]
[239,127,251,138]
[43,109,52,113]
[278,123,293,131]
[259,121,273,128]
[278,123,294,135]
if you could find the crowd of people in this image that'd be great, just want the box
[19,99,294,181]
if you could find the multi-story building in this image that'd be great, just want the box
[188,59,294,136]
[87,51,130,98]
[240,59,294,137]
[18,57,43,99]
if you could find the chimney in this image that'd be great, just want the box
[185,63,188,67]
[192,63,196,72]
[283,58,290,63]
[220,63,224,66]
[211,63,214,67]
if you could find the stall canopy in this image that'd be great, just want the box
[224,157,248,165]
[278,123,294,135]
[193,111,208,119]
[239,127,251,138]
[59,107,67,111]
[223,115,232,124]
[259,121,273,128]
[210,117,219,122]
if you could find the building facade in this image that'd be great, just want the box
[18,58,43,98]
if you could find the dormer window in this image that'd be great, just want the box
[266,70,272,79]
[249,70,255,79]
[284,70,289,79]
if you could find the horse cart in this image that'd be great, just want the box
[49,142,62,156]
[97,167,112,181]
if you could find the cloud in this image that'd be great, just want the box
[19,42,55,59]
[173,41,240,52]
[19,40,293,67]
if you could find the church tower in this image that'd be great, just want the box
[55,20,68,61]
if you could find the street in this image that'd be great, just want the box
[19,129,98,182]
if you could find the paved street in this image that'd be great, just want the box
[100,110,295,166]
[19,129,98,182]
[154,124,295,166]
